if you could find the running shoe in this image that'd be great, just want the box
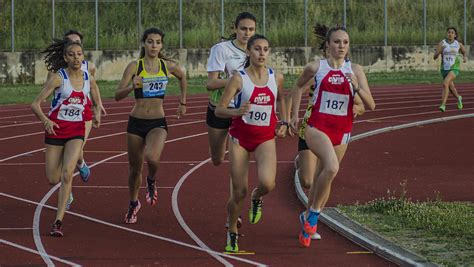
[124,200,141,224]
[298,213,311,247]
[77,162,90,183]
[50,220,63,237]
[145,178,158,206]
[439,104,446,112]
[457,96,463,110]
[301,211,318,235]
[66,192,74,211]
[225,231,239,252]
[311,232,322,240]
[298,213,321,240]
[249,198,263,224]
[225,216,243,229]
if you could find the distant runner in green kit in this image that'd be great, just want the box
[433,27,467,112]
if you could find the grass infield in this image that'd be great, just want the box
[339,182,474,266]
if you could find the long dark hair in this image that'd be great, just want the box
[243,34,270,68]
[446,27,458,40]
[139,27,166,59]
[42,39,83,72]
[225,11,257,40]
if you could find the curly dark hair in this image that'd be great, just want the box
[42,38,83,72]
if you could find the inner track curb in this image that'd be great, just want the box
[294,113,473,266]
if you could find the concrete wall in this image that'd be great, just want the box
[0,45,472,85]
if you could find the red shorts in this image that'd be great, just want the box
[229,133,274,152]
[308,125,351,146]
[84,98,93,121]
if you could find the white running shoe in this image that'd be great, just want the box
[311,232,321,240]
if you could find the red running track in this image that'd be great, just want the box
[0,83,472,266]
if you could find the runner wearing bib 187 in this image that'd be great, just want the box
[433,27,468,112]
[216,34,288,253]
[288,25,375,248]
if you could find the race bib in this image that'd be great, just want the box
[242,104,272,126]
[142,76,168,98]
[58,103,84,121]
[319,91,349,116]
[442,54,456,70]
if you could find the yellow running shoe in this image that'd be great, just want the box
[439,104,446,112]
[249,198,263,224]
[457,96,463,110]
[225,231,239,252]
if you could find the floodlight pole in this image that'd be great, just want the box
[11,0,14,52]
[95,0,98,50]
[304,0,308,47]
[464,0,467,45]
[423,0,426,45]
[52,0,55,39]
[221,0,224,38]
[384,0,387,46]
[262,0,266,36]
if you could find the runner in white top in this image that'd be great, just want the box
[433,27,467,112]
[205,11,257,167]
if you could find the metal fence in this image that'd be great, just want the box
[1,0,473,52]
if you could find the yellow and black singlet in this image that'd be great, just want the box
[134,58,169,99]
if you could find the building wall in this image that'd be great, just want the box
[0,46,472,85]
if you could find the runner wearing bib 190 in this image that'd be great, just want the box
[215,34,289,253]
[307,59,354,146]
[433,27,467,112]
[229,68,279,152]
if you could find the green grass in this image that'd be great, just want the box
[1,0,472,50]
[338,182,474,266]
[2,70,474,104]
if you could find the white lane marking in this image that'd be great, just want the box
[31,132,208,265]
[0,118,205,142]
[0,228,33,230]
[0,120,205,162]
[0,239,79,266]
[172,157,234,267]
[0,160,294,166]
[0,148,45,163]
[72,186,174,189]
[355,108,474,124]
[0,192,266,266]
